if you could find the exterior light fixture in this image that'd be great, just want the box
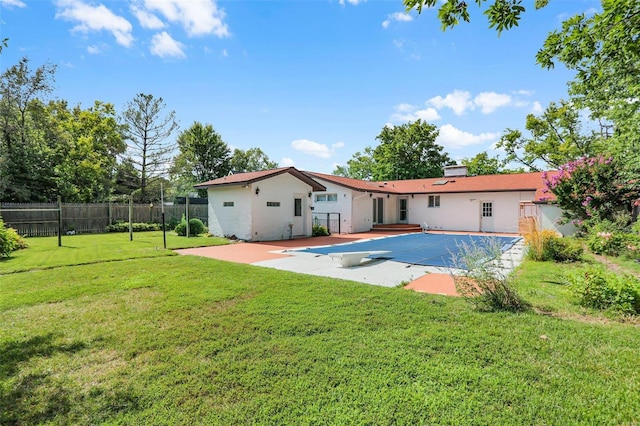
[308,191,312,198]
[369,193,373,198]
[255,187,260,195]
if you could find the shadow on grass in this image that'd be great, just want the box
[0,334,86,425]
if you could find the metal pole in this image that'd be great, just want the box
[161,183,166,249]
[186,196,190,238]
[129,194,133,241]
[57,195,62,247]
[326,213,330,235]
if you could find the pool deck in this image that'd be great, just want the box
[176,231,525,297]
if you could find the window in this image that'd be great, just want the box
[223,201,234,207]
[294,198,302,216]
[315,193,338,202]
[428,195,440,208]
[482,202,493,217]
[266,202,280,207]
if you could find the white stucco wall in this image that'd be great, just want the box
[310,179,360,233]
[408,191,536,233]
[250,173,314,241]
[207,186,252,240]
[539,204,576,236]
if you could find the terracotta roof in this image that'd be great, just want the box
[306,171,556,202]
[194,167,326,191]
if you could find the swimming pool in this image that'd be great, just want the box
[295,233,521,268]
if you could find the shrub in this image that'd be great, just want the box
[312,224,329,237]
[0,218,27,258]
[587,230,626,256]
[452,238,528,312]
[105,221,161,233]
[567,265,640,314]
[175,217,205,236]
[525,229,582,262]
[542,236,583,262]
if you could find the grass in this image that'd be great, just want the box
[0,231,228,274]
[1,234,640,424]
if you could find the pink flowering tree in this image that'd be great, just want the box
[543,156,640,226]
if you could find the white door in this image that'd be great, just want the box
[293,195,304,236]
[373,197,384,224]
[480,201,494,232]
[398,198,408,223]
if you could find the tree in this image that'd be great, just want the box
[536,0,640,158]
[120,93,178,202]
[460,151,505,175]
[496,100,600,170]
[230,147,277,172]
[543,155,640,225]
[0,57,57,202]
[372,120,454,180]
[53,101,126,202]
[333,146,376,180]
[169,122,231,198]
[404,0,548,34]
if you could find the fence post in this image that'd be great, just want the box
[57,196,62,247]
[108,201,112,225]
[186,197,190,238]
[129,195,133,241]
[326,213,330,235]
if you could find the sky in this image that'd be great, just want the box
[0,0,599,174]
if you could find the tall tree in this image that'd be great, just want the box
[170,122,231,197]
[230,147,277,172]
[120,93,178,202]
[0,57,57,202]
[372,120,454,180]
[333,146,376,180]
[496,100,599,170]
[54,101,126,202]
[537,0,640,157]
[461,151,504,175]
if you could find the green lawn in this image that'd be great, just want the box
[1,234,639,424]
[0,231,228,274]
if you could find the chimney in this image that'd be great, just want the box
[444,165,468,177]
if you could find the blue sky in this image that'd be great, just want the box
[1,0,598,174]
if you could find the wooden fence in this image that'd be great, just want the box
[0,202,208,237]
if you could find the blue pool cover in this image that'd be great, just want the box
[295,233,521,268]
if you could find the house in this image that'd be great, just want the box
[196,165,571,241]
[194,168,326,241]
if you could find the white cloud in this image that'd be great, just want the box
[514,89,533,96]
[332,141,345,149]
[87,45,101,54]
[390,103,441,123]
[339,0,365,5]
[436,124,500,149]
[427,90,473,115]
[131,5,165,29]
[382,11,413,29]
[280,157,295,167]
[150,31,186,58]
[531,101,544,114]
[473,92,512,114]
[0,0,26,8]
[142,0,230,37]
[221,48,228,57]
[55,0,133,47]
[291,139,335,159]
[393,39,404,48]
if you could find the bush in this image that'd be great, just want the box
[175,217,206,236]
[452,238,528,312]
[312,224,329,237]
[587,231,626,256]
[105,221,161,233]
[525,229,582,262]
[567,265,640,314]
[0,218,27,258]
